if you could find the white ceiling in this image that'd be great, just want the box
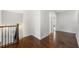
[4,10,72,13]
[55,10,68,13]
[47,10,71,13]
[51,10,72,13]
[4,10,24,13]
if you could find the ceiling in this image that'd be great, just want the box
[3,10,24,13]
[3,10,73,13]
[55,10,69,13]
[47,10,72,13]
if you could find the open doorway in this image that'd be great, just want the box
[49,12,56,40]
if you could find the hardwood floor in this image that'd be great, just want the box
[5,35,40,48]
[41,31,78,48]
[1,31,78,48]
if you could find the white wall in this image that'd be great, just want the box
[23,10,54,39]
[2,11,23,39]
[0,11,2,24]
[40,10,57,39]
[0,10,2,42]
[76,11,79,46]
[23,10,56,39]
[2,11,22,24]
[56,11,78,33]
[23,10,41,39]
[40,10,49,38]
[33,11,41,39]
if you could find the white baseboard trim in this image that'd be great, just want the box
[56,30,76,34]
[33,35,41,40]
[41,32,52,40]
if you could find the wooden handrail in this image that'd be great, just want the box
[0,25,17,28]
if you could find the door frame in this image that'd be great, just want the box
[49,12,56,33]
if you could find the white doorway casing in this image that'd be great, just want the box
[49,12,56,39]
[49,12,56,33]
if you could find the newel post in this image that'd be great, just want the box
[16,24,19,44]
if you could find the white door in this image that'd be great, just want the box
[49,12,56,40]
[49,12,56,33]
